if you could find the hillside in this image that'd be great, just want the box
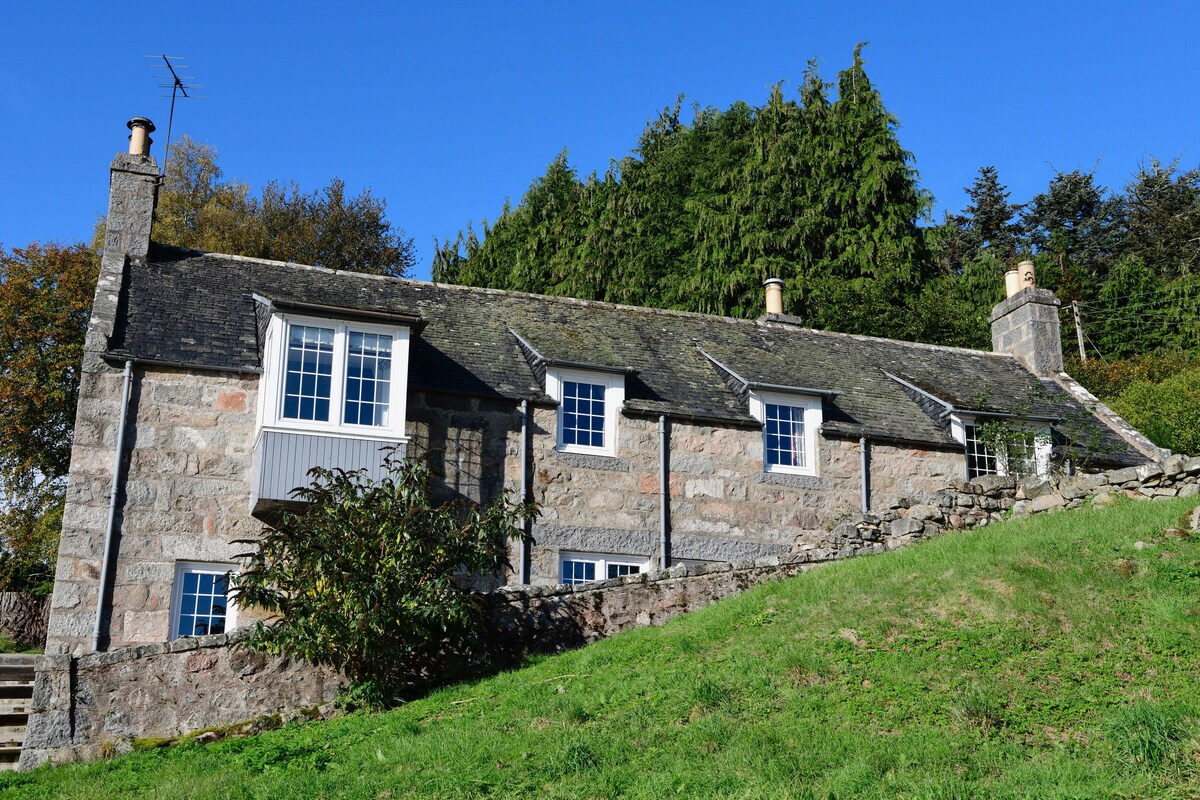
[5,496,1200,799]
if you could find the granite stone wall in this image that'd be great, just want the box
[47,367,263,656]
[818,455,1200,554]
[21,551,830,770]
[524,410,963,585]
[19,629,341,770]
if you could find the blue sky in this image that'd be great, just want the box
[2,1,1196,281]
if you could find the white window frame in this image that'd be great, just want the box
[559,551,651,585]
[546,367,624,457]
[950,415,1052,479]
[748,390,822,476]
[169,561,237,641]
[257,313,411,442]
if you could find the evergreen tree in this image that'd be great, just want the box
[1120,157,1200,281]
[436,47,935,339]
[961,166,1023,262]
[1021,169,1123,300]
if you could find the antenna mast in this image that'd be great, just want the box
[145,55,206,175]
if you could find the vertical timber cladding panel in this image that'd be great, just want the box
[255,431,401,503]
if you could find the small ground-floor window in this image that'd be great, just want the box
[171,562,236,640]
[560,552,650,585]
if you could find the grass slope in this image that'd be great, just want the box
[6,496,1200,799]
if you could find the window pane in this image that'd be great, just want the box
[175,568,231,641]
[965,425,1000,478]
[561,560,597,585]
[560,381,607,450]
[343,332,392,427]
[764,403,805,469]
[282,324,334,421]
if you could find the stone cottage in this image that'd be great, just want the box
[44,118,1159,658]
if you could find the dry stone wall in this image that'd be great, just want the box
[816,456,1200,555]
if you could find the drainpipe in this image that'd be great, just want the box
[93,360,133,652]
[518,400,530,584]
[859,435,870,514]
[659,415,670,570]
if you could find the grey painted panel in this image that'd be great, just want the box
[252,430,405,504]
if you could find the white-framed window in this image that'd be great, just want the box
[951,416,1051,479]
[257,314,411,440]
[560,551,650,585]
[748,391,822,476]
[546,368,624,457]
[170,562,237,640]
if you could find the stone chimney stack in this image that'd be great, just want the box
[989,260,1064,375]
[84,117,160,364]
[764,278,784,315]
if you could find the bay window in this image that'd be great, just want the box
[259,313,410,440]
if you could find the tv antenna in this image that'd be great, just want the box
[145,55,206,175]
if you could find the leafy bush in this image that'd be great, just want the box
[1065,350,1197,402]
[1110,367,1200,455]
[233,451,536,706]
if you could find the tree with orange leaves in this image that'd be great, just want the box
[0,242,97,593]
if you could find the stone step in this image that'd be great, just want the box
[0,697,32,715]
[0,665,36,682]
[0,682,34,698]
[0,724,25,746]
[0,745,21,771]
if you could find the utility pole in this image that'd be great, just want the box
[1072,301,1087,362]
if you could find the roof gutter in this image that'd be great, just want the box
[262,295,425,328]
[102,353,262,375]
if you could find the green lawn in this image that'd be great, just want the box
[6,496,1200,798]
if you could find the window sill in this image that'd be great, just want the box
[755,471,825,490]
[551,450,630,472]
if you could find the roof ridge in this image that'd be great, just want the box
[760,320,1014,359]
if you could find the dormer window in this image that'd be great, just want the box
[749,390,822,476]
[258,313,410,439]
[546,368,624,457]
[951,416,1051,479]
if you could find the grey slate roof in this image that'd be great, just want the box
[107,245,1146,467]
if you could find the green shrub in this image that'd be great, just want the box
[233,451,536,707]
[1111,367,1200,455]
[1065,350,1197,402]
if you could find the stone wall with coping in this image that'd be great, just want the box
[19,629,341,770]
[21,550,831,770]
